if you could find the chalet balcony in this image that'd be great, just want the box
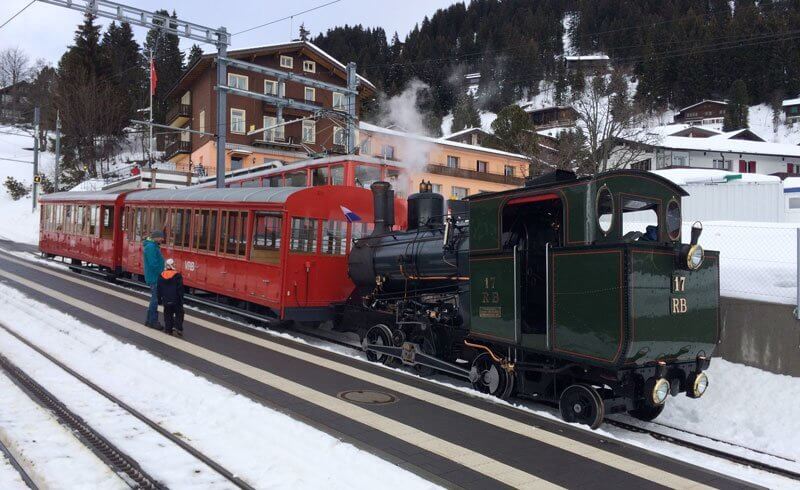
[425,164,525,186]
[166,103,192,127]
[165,139,191,162]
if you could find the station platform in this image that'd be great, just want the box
[0,243,754,489]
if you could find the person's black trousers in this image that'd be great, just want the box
[163,303,184,334]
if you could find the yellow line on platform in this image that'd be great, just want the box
[1,253,714,489]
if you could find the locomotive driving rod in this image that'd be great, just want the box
[365,342,473,380]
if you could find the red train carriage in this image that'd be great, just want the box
[39,191,128,272]
[120,186,406,321]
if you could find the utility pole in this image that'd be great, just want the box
[149,47,154,166]
[215,28,228,189]
[345,62,357,154]
[54,110,61,192]
[32,107,40,212]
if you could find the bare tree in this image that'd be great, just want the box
[0,47,32,123]
[569,69,659,174]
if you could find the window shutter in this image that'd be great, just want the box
[739,160,747,172]
[788,164,793,173]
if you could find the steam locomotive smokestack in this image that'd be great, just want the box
[370,181,393,235]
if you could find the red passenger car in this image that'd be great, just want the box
[39,191,128,273]
[120,186,406,321]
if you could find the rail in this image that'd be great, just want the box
[0,322,255,490]
[0,437,38,489]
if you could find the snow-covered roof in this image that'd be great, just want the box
[126,187,303,203]
[653,168,781,186]
[782,97,800,107]
[564,55,609,61]
[644,130,800,158]
[359,122,528,160]
[443,127,489,140]
[677,100,727,113]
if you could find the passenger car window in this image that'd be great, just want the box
[312,166,329,186]
[251,212,282,264]
[597,187,614,235]
[290,217,318,253]
[322,220,347,255]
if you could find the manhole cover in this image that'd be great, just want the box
[337,389,398,405]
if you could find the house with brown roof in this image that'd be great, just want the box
[163,40,376,174]
[673,100,727,126]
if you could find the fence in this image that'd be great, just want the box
[687,221,798,306]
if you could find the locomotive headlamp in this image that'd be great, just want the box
[652,378,670,405]
[680,222,705,270]
[686,244,704,270]
[687,372,709,398]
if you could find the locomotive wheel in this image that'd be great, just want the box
[364,324,393,364]
[470,353,513,400]
[628,403,665,422]
[559,384,605,429]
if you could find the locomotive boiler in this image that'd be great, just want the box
[347,170,720,429]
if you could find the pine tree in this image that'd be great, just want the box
[101,21,145,126]
[489,104,536,155]
[299,23,311,41]
[143,10,185,123]
[723,79,749,131]
[450,94,481,133]
[186,44,203,68]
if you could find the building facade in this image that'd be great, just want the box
[782,97,800,125]
[673,100,727,126]
[618,125,800,177]
[164,41,376,175]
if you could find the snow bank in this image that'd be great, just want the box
[0,455,25,490]
[0,283,438,490]
[659,358,800,462]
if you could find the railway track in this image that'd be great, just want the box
[0,323,255,490]
[26,252,800,484]
[0,437,38,489]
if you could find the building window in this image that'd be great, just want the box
[431,183,442,194]
[451,186,469,200]
[631,159,652,171]
[302,120,316,143]
[290,217,318,253]
[381,144,395,159]
[333,127,345,146]
[504,165,515,176]
[360,137,371,155]
[263,116,284,141]
[788,163,800,174]
[227,73,248,90]
[303,60,316,73]
[672,152,689,167]
[304,87,315,102]
[739,160,757,173]
[198,109,205,134]
[280,55,293,69]
[333,92,345,110]
[712,159,731,170]
[230,108,246,134]
[264,80,278,95]
[476,160,488,172]
[447,155,459,168]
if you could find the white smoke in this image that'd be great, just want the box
[373,79,438,195]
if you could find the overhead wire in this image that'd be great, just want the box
[0,0,35,31]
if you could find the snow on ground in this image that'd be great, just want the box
[0,195,39,245]
[0,371,126,489]
[0,282,439,490]
[658,358,800,462]
[0,328,234,487]
[0,454,26,490]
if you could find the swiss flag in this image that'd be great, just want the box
[149,56,158,96]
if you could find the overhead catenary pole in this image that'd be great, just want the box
[32,107,40,212]
[215,28,228,189]
[345,62,357,154]
[54,110,61,192]
[149,48,154,166]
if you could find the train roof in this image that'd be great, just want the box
[39,190,126,202]
[124,186,305,203]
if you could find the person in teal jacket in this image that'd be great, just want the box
[143,230,165,328]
